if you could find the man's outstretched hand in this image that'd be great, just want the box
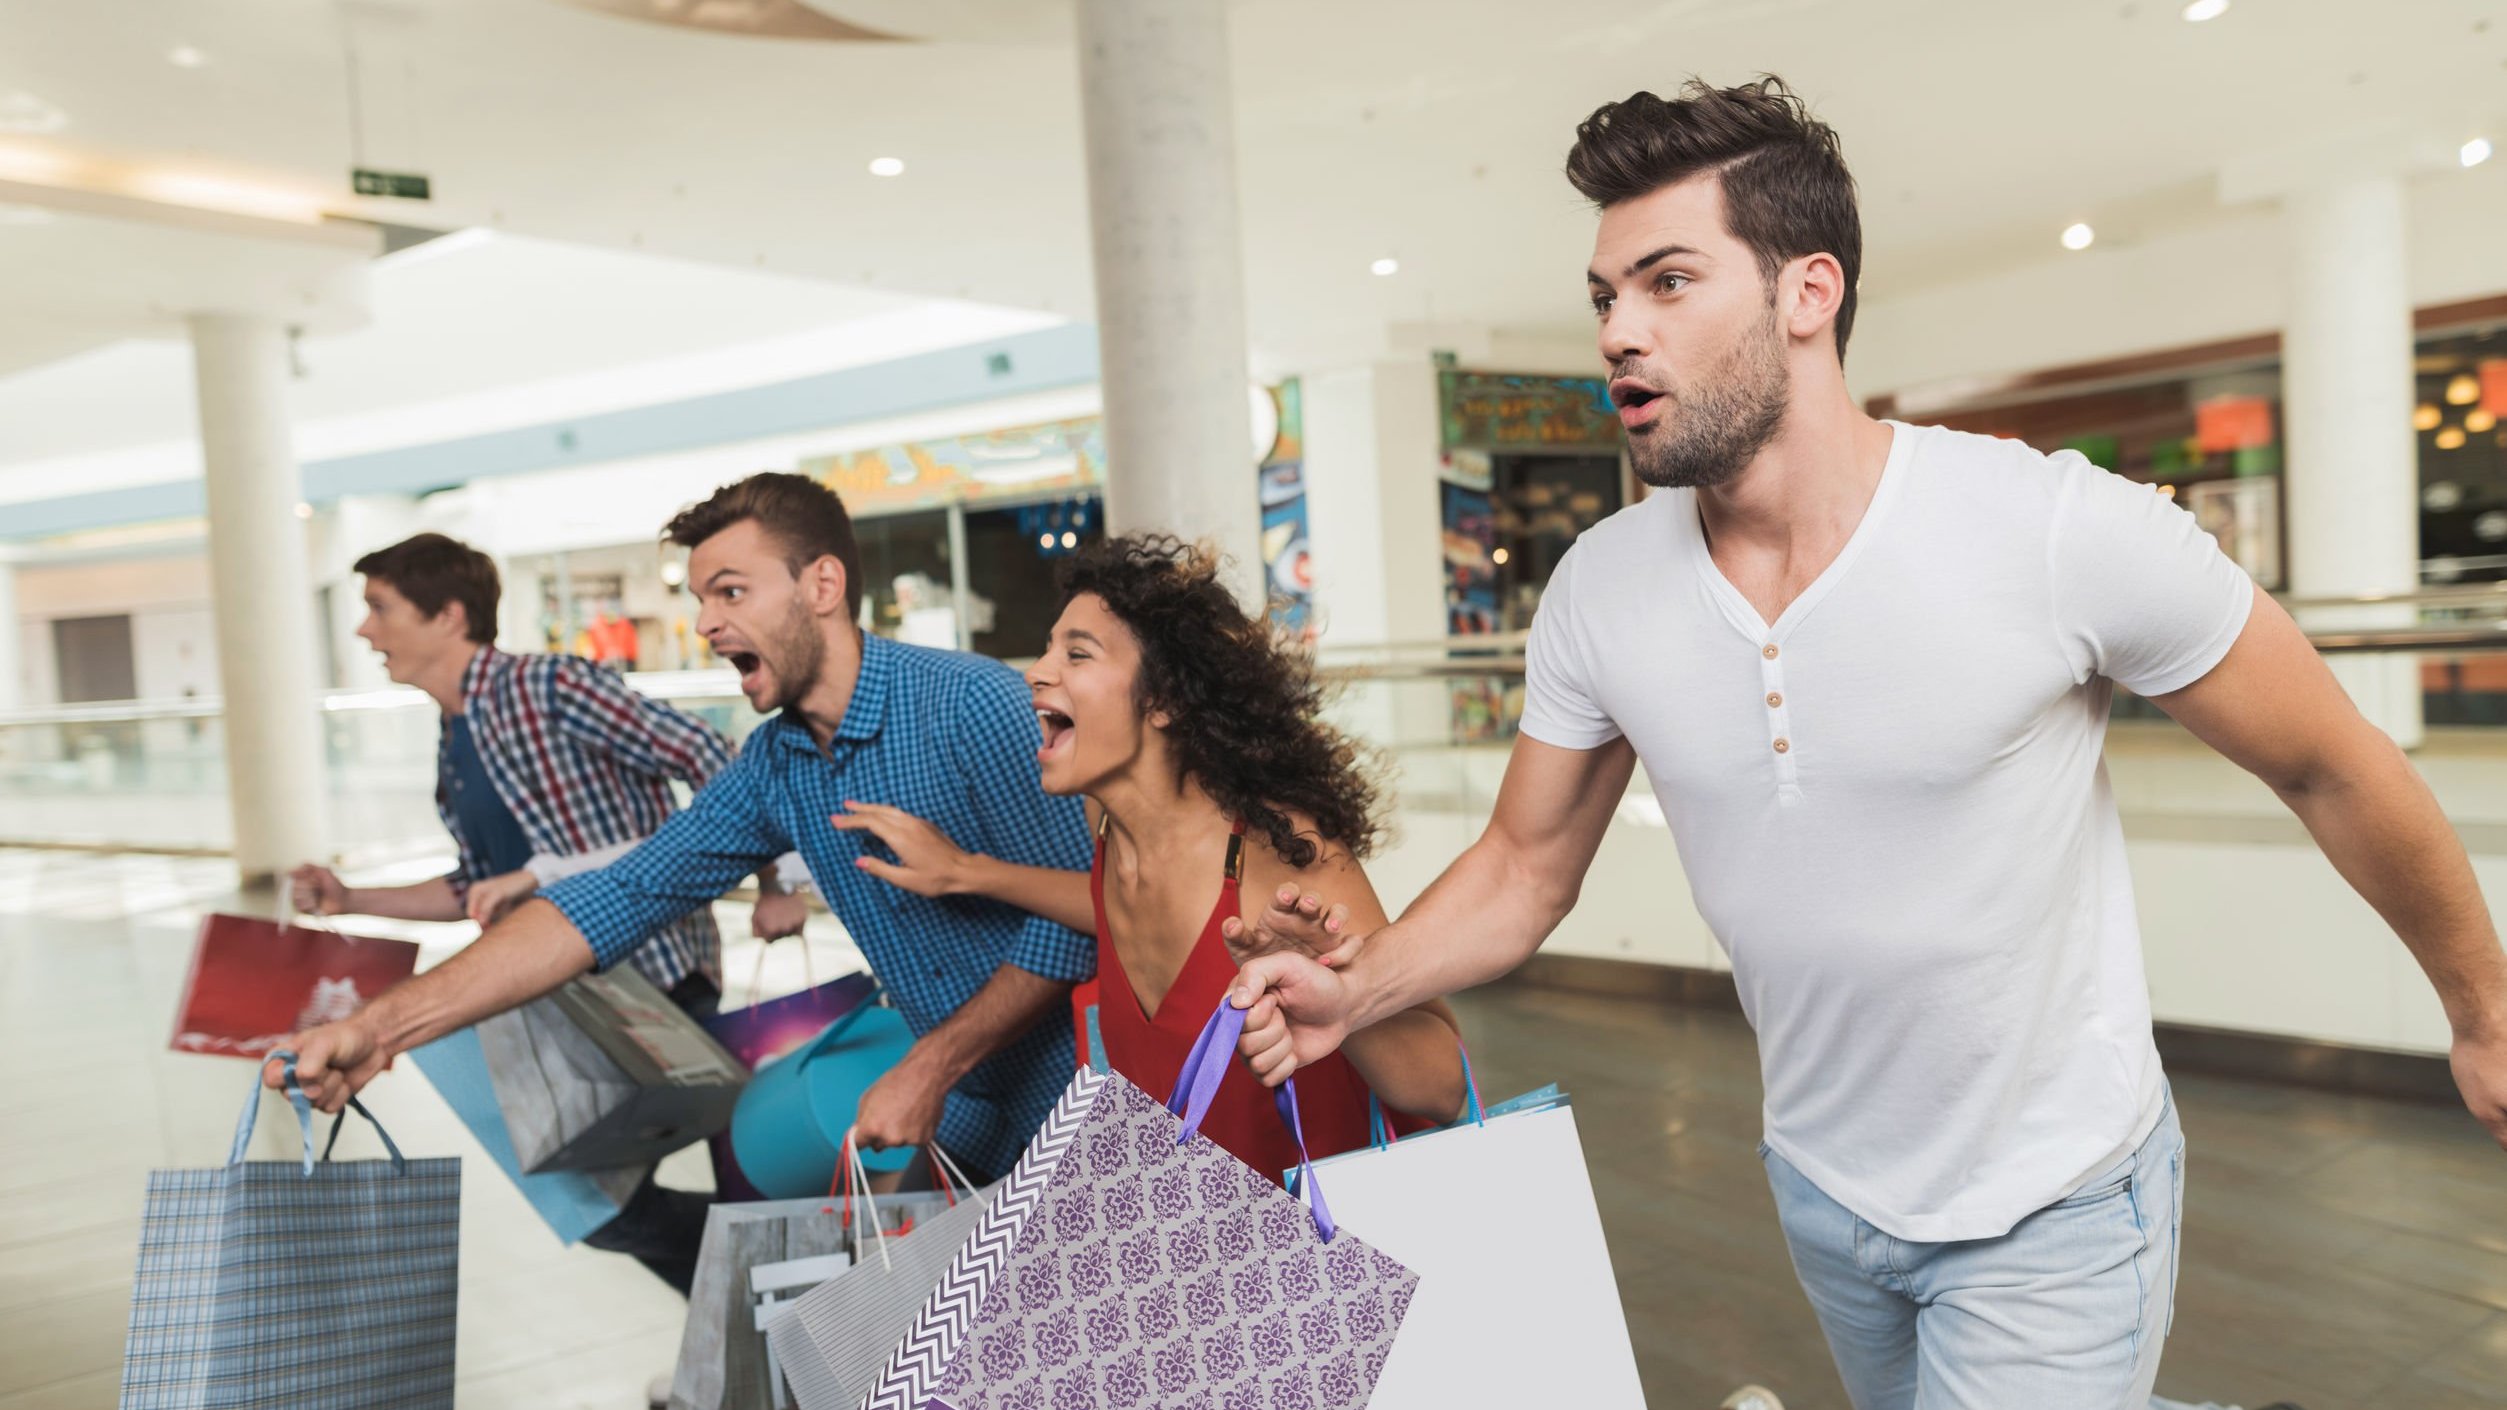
[2451,1023,2507,1153]
[1229,950,1363,1088]
[265,1016,387,1114]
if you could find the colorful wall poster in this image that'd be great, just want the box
[1439,371,1623,452]
[1257,379,1314,637]
[803,416,1106,517]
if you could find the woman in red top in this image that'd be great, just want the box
[833,535,1466,1178]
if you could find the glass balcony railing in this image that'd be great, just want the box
[1,595,2499,857]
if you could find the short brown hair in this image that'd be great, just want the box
[1565,76,1862,357]
[352,533,499,645]
[662,472,864,620]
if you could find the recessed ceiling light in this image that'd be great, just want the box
[868,156,905,177]
[0,91,68,136]
[2061,222,2096,251]
[2180,0,2229,21]
[167,45,207,69]
[1370,256,1400,276]
[2463,137,2494,169]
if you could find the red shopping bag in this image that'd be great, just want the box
[167,912,421,1059]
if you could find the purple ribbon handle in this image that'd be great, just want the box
[1166,999,1338,1242]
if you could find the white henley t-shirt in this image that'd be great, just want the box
[1519,420,2255,1242]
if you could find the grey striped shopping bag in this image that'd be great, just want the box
[119,1052,461,1409]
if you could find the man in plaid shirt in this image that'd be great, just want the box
[289,532,806,1294]
[282,477,1093,1188]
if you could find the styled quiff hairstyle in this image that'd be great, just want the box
[1564,75,1862,357]
[1059,535,1382,869]
[662,472,866,621]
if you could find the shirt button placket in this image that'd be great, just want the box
[1761,641,1798,794]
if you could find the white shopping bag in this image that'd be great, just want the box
[1307,1086,1644,1408]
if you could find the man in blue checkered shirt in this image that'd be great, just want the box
[281,474,1094,1184]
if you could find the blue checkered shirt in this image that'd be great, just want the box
[544,633,1094,1177]
[439,647,731,993]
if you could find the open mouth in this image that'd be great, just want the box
[725,650,764,686]
[1609,379,1664,427]
[1035,706,1076,760]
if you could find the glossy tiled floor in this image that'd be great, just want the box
[3,849,2504,1408]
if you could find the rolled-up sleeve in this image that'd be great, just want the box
[948,667,1095,982]
[542,737,787,970]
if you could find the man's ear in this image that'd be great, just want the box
[803,554,850,618]
[1784,251,1848,349]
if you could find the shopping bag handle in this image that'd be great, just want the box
[1167,1000,1337,1242]
[1367,1031,1485,1150]
[238,1050,409,1177]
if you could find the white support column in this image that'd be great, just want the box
[1074,0,1263,604]
[1301,357,1454,755]
[2281,176,2423,748]
[190,312,332,880]
[0,560,20,714]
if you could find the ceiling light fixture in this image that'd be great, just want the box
[1371,256,1400,276]
[2464,137,2495,169]
[167,45,207,69]
[2470,409,2500,435]
[2061,222,2095,251]
[2180,0,2230,21]
[2447,373,2482,406]
[0,91,68,136]
[868,157,905,177]
[2437,426,2470,451]
[131,171,328,224]
[2415,403,2445,431]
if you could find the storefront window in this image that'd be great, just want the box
[2413,322,2507,585]
[854,509,956,646]
[967,497,1102,659]
[1436,370,1629,639]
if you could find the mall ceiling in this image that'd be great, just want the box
[0,0,2499,375]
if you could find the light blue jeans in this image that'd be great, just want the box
[1761,1092,2229,1410]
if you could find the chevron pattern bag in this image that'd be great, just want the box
[864,1000,1418,1410]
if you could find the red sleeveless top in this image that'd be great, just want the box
[1073,819,1425,1183]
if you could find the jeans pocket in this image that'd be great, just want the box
[2049,1168,2133,1209]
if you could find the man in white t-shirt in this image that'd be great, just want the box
[1225,77,2507,1410]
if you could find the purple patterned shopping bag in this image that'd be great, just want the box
[864,1000,1417,1410]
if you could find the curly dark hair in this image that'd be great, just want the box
[1059,535,1382,868]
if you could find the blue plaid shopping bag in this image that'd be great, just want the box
[119,1052,461,1409]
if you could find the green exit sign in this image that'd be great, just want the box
[351,168,431,200]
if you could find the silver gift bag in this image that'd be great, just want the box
[480,965,747,1173]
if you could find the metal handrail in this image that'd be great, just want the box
[18,602,2507,728]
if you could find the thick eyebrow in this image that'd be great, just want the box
[1063,629,1104,648]
[1586,243,1704,286]
[700,567,745,591]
